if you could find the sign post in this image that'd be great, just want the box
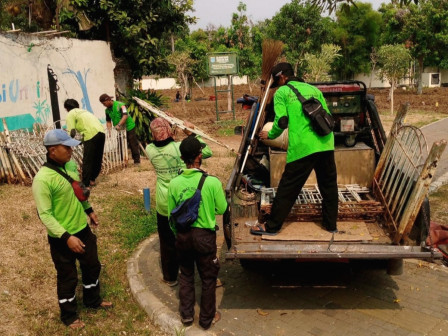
[207,53,239,121]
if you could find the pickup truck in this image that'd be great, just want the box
[223,81,446,274]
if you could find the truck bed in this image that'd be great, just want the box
[226,216,437,260]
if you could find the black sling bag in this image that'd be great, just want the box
[286,84,335,136]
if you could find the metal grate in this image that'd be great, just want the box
[260,184,384,222]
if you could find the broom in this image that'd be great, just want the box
[238,39,284,177]
[261,39,284,86]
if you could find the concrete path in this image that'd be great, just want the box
[128,119,448,336]
[129,235,448,336]
[420,118,448,192]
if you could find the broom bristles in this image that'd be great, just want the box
[262,39,284,82]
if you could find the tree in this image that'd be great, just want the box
[310,0,420,13]
[333,1,382,79]
[377,44,411,114]
[379,0,448,94]
[166,51,197,112]
[265,0,334,78]
[0,0,56,31]
[0,1,195,80]
[303,43,341,82]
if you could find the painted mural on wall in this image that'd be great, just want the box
[0,34,115,131]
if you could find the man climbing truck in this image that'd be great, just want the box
[223,80,446,275]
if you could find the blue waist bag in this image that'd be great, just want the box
[170,173,207,233]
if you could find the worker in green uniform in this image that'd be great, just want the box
[32,129,112,330]
[146,117,212,286]
[99,93,140,164]
[64,99,105,187]
[252,62,338,235]
[168,136,227,330]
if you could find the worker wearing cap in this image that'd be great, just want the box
[253,62,338,235]
[64,99,105,188]
[32,129,112,330]
[146,118,212,287]
[99,93,140,164]
[167,136,227,330]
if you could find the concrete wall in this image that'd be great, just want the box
[140,75,249,90]
[354,70,413,89]
[0,33,116,131]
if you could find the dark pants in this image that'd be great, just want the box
[48,226,102,326]
[157,212,179,282]
[82,132,105,186]
[266,150,338,233]
[175,228,220,329]
[127,128,140,164]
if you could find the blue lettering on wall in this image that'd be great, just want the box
[63,68,92,113]
[1,84,6,102]
[9,80,19,102]
[0,80,30,103]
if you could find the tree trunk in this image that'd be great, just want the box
[171,33,175,53]
[390,79,395,115]
[180,73,187,113]
[417,57,424,95]
[369,63,376,89]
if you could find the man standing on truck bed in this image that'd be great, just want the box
[252,62,338,235]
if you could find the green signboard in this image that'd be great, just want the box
[207,53,239,76]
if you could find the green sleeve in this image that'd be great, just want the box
[167,181,177,234]
[268,88,288,139]
[66,111,75,134]
[212,177,228,215]
[32,179,68,238]
[196,136,212,159]
[66,160,91,209]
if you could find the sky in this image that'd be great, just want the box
[188,0,386,30]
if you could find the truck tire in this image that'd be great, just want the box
[387,258,404,275]
[409,197,430,245]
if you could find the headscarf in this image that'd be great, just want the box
[150,117,173,142]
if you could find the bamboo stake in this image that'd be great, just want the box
[2,120,27,183]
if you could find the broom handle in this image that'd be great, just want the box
[239,76,273,174]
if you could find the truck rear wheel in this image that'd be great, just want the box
[387,259,404,275]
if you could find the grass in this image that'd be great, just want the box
[0,136,237,335]
[0,166,166,335]
[429,184,448,225]
[216,119,245,137]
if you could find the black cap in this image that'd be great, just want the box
[270,62,294,88]
[99,93,113,102]
[180,136,206,161]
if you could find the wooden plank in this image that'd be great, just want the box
[261,221,373,242]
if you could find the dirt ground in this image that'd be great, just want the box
[158,84,448,136]
[1,83,448,335]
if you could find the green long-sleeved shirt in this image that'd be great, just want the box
[168,168,227,235]
[268,81,334,163]
[66,108,104,141]
[105,101,136,131]
[146,136,212,216]
[32,160,92,239]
